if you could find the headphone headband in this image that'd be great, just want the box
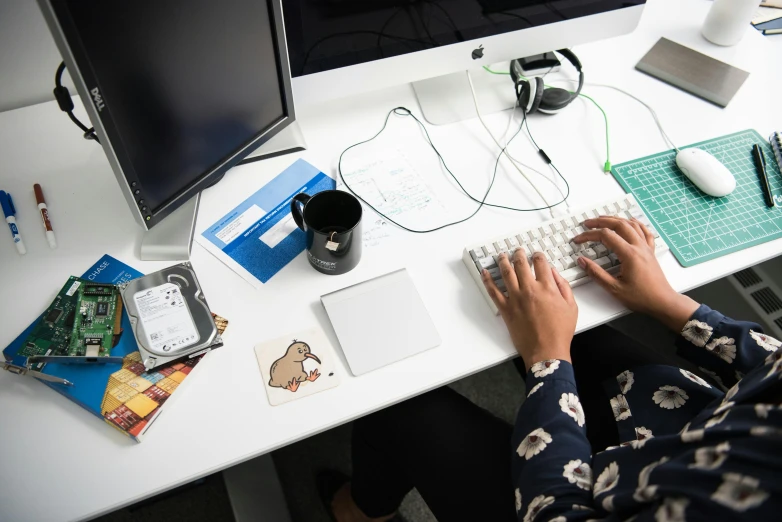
[511,49,584,114]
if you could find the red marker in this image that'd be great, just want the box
[33,184,57,249]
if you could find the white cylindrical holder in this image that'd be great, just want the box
[702,0,761,46]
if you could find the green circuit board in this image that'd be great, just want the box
[19,276,123,368]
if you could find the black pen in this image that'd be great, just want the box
[752,144,774,208]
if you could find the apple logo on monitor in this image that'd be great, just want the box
[471,45,484,60]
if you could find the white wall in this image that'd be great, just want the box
[0,0,73,113]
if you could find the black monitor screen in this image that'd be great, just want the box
[283,0,645,77]
[61,0,287,215]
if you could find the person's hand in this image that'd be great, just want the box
[482,250,578,370]
[573,216,698,331]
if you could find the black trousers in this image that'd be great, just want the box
[350,325,670,521]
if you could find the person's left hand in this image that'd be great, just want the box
[482,250,578,370]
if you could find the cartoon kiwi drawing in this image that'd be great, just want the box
[269,340,321,392]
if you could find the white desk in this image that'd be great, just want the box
[1,1,781,521]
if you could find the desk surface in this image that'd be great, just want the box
[2,1,781,521]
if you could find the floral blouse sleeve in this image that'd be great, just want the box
[676,304,781,391]
[512,360,598,521]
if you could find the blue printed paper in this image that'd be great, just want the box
[197,159,334,287]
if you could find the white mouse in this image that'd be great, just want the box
[675,148,736,197]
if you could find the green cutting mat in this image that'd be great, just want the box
[612,129,782,267]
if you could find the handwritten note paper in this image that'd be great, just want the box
[339,151,449,246]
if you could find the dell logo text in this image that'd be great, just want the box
[90,87,105,111]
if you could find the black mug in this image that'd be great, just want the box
[290,190,363,275]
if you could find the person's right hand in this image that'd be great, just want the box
[573,216,699,332]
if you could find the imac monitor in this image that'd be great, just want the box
[37,0,296,235]
[283,0,647,110]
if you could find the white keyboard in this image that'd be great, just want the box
[462,194,669,314]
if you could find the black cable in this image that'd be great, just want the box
[377,7,407,59]
[415,3,439,46]
[337,107,569,234]
[491,10,534,27]
[422,0,463,40]
[54,61,100,144]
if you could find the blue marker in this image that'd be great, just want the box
[0,190,27,255]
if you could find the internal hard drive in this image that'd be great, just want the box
[120,262,222,370]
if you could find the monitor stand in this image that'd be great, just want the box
[412,67,518,126]
[139,121,308,261]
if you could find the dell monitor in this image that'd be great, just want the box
[283,0,646,122]
[37,0,296,259]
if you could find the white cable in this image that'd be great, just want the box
[504,107,570,207]
[499,101,569,205]
[588,83,680,152]
[466,70,558,216]
[547,78,680,153]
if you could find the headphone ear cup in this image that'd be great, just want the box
[527,77,545,114]
[516,79,532,112]
[538,87,574,114]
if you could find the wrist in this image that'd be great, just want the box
[654,294,700,332]
[524,348,572,372]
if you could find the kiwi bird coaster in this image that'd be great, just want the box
[254,327,341,406]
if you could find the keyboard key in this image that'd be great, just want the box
[538,227,548,238]
[655,237,667,250]
[584,248,598,260]
[594,244,609,257]
[478,257,496,269]
[483,244,496,256]
[560,243,574,256]
[515,234,527,246]
[540,237,555,250]
[471,248,485,259]
[561,256,576,269]
[506,237,520,249]
[608,253,620,266]
[561,219,573,230]
[564,230,575,242]
[594,257,612,270]
[551,221,564,234]
[574,226,586,235]
[488,267,501,279]
[548,248,563,260]
[561,266,587,282]
[527,229,540,242]
[494,242,507,253]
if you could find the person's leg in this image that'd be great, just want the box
[569,325,675,452]
[512,324,675,452]
[347,386,516,522]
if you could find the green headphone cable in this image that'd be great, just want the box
[482,65,612,172]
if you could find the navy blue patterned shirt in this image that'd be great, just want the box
[512,305,782,521]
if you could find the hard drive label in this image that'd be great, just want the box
[133,283,198,352]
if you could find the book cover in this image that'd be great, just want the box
[2,255,226,442]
